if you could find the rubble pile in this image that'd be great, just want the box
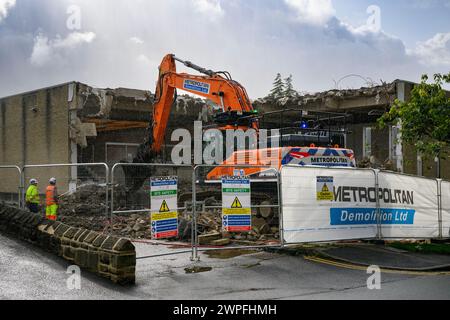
[57,184,280,245]
[254,82,396,108]
[59,184,108,217]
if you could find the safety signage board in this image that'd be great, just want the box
[150,176,178,239]
[222,176,251,232]
[316,176,334,201]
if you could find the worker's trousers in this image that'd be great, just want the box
[27,203,39,214]
[46,204,58,221]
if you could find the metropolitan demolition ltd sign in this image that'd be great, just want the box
[150,176,178,239]
[183,79,210,94]
[282,167,439,244]
[222,176,251,232]
[330,184,415,226]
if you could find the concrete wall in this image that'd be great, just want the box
[0,84,72,197]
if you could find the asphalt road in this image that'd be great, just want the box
[1,233,450,300]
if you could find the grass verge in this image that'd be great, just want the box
[388,242,450,255]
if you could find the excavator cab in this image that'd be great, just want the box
[206,109,356,182]
[213,109,259,128]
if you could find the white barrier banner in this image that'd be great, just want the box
[441,180,450,238]
[378,172,439,239]
[281,167,441,244]
[281,166,377,243]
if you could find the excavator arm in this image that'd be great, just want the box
[123,54,259,191]
[151,54,259,154]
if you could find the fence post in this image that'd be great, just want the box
[20,167,25,209]
[110,163,117,223]
[374,169,382,240]
[437,179,442,239]
[278,166,285,248]
[191,166,200,262]
[104,164,110,220]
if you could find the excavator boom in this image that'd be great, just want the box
[151,54,258,153]
[123,54,259,191]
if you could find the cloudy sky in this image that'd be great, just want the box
[0,0,449,98]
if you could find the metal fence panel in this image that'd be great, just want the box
[0,165,22,208]
[22,163,109,230]
[110,163,194,258]
[191,164,282,261]
[280,166,378,244]
[440,180,450,239]
[377,171,439,239]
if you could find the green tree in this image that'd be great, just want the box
[378,73,450,160]
[284,74,297,98]
[269,73,285,100]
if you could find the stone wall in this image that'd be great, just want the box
[0,205,136,285]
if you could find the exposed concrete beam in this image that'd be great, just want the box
[84,119,149,132]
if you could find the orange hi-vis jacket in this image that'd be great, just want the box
[45,185,57,206]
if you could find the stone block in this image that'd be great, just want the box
[99,252,111,265]
[74,247,89,268]
[87,250,99,272]
[84,231,100,244]
[110,253,136,269]
[92,234,108,248]
[100,236,119,251]
[112,238,135,252]
[62,245,75,261]
[54,224,71,238]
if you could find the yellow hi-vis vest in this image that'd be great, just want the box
[26,185,40,204]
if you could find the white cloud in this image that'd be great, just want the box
[54,32,96,49]
[130,37,144,45]
[0,0,15,22]
[413,32,450,66]
[191,0,224,18]
[136,54,155,67]
[1,0,448,98]
[30,32,96,67]
[284,0,335,26]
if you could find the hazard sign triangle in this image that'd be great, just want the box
[231,197,243,209]
[322,184,329,192]
[159,200,170,212]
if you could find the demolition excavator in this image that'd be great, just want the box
[122,53,261,191]
[123,54,356,192]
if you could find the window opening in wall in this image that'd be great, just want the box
[363,126,372,158]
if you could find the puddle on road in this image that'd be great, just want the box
[184,266,213,274]
[240,262,261,269]
[205,249,260,259]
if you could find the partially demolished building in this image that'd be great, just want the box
[0,79,448,202]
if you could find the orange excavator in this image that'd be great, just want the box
[151,54,259,154]
[123,54,261,190]
[124,54,356,191]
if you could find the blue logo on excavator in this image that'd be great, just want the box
[183,79,210,94]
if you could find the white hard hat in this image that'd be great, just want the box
[29,179,38,185]
[49,177,57,184]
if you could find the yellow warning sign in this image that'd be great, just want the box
[317,176,334,201]
[159,200,170,213]
[231,197,243,209]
